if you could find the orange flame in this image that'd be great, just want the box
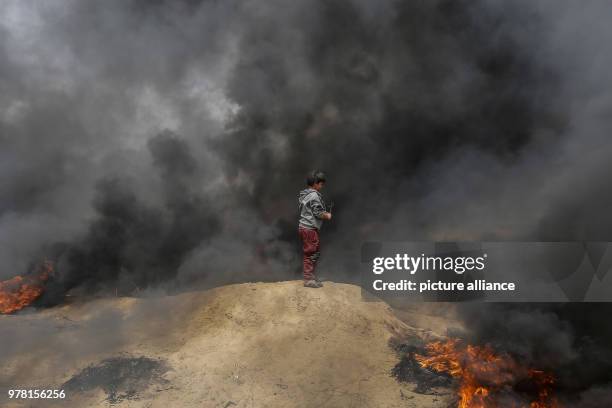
[0,261,53,314]
[415,338,559,408]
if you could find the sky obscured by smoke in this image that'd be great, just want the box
[1,0,611,286]
[2,0,612,403]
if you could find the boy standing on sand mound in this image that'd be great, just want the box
[298,170,332,288]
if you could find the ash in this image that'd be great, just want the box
[390,336,453,395]
[63,356,169,404]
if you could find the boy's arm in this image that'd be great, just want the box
[310,195,332,220]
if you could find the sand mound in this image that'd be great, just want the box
[1,281,453,407]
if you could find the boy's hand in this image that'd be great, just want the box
[322,212,332,220]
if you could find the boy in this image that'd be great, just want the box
[298,170,332,288]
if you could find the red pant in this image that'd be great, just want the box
[299,227,320,280]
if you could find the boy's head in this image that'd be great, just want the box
[306,170,326,191]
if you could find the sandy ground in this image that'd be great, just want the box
[1,281,456,408]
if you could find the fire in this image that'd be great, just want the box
[528,370,557,408]
[0,261,53,314]
[415,338,558,408]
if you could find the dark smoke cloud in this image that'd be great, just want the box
[1,0,612,403]
[218,0,562,241]
[0,0,584,285]
[49,131,220,297]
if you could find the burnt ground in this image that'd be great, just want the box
[62,356,170,404]
[2,281,454,407]
[389,334,454,397]
[388,333,565,408]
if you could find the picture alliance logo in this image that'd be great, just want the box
[372,253,488,275]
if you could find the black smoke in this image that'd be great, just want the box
[0,0,580,289]
[51,131,220,296]
[1,0,612,403]
[220,0,557,232]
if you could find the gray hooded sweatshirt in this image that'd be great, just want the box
[298,188,326,230]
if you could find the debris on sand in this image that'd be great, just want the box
[63,356,170,403]
[390,335,453,395]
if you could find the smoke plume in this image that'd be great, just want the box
[1,0,612,404]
